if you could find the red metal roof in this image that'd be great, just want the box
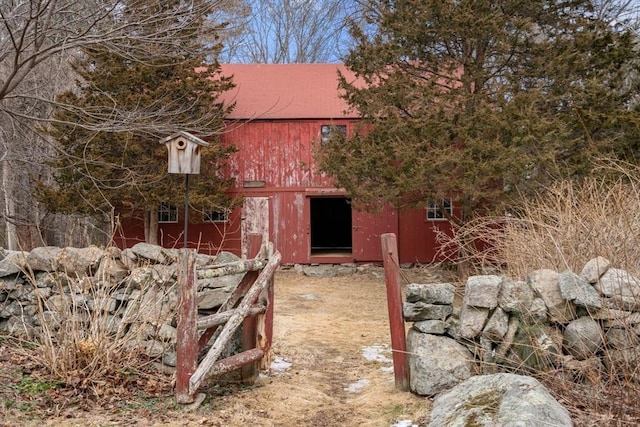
[219,63,362,120]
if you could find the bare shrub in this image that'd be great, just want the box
[438,159,640,280]
[15,259,175,393]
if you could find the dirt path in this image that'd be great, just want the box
[208,269,431,426]
[2,268,438,426]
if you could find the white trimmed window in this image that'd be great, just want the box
[203,209,229,223]
[427,198,452,220]
[320,124,347,144]
[158,202,178,223]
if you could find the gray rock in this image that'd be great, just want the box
[302,265,356,277]
[213,251,242,265]
[120,248,138,270]
[602,295,640,312]
[95,256,129,285]
[606,328,640,350]
[138,287,178,325]
[464,275,502,309]
[527,269,576,324]
[581,256,611,284]
[528,297,548,322]
[163,351,177,367]
[559,271,601,309]
[25,247,61,272]
[198,288,231,310]
[0,251,24,277]
[127,267,159,289]
[54,246,104,276]
[199,273,244,289]
[130,243,168,264]
[458,305,489,340]
[406,283,455,305]
[603,346,640,370]
[512,323,563,370]
[403,301,453,322]
[595,268,640,298]
[563,317,603,360]
[0,275,21,291]
[413,320,448,335]
[498,278,533,315]
[407,329,473,396]
[482,307,509,343]
[427,373,573,427]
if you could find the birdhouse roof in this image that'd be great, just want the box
[159,131,210,146]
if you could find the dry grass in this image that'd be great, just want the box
[439,160,640,279]
[14,263,172,394]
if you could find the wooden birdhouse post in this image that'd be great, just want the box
[160,131,209,175]
[160,132,209,404]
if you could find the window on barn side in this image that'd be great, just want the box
[427,198,452,220]
[203,208,229,223]
[158,202,178,223]
[320,124,347,144]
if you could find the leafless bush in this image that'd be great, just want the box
[438,159,640,280]
[15,260,173,392]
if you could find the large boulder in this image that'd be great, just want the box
[427,373,573,427]
[407,329,474,396]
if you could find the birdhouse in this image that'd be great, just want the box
[160,131,210,174]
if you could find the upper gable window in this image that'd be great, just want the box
[427,198,452,220]
[320,124,347,144]
[158,202,178,223]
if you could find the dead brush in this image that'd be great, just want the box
[439,159,640,424]
[14,257,172,394]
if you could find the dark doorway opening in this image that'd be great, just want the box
[310,197,352,256]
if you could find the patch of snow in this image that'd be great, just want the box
[381,366,395,373]
[270,356,292,372]
[344,378,370,393]
[298,293,319,300]
[391,420,418,427]
[362,343,393,364]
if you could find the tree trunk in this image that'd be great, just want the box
[145,208,159,245]
[2,160,17,250]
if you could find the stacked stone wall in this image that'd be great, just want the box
[405,256,639,396]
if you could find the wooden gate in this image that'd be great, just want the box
[175,234,281,403]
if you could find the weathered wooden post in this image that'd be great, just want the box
[175,249,198,403]
[241,233,263,383]
[381,233,410,391]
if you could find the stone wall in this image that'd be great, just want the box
[405,256,640,396]
[0,243,245,366]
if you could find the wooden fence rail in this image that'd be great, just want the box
[175,235,280,403]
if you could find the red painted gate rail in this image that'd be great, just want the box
[175,234,280,403]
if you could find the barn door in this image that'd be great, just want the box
[352,205,399,262]
[241,197,270,259]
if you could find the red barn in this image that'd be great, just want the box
[117,64,456,264]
